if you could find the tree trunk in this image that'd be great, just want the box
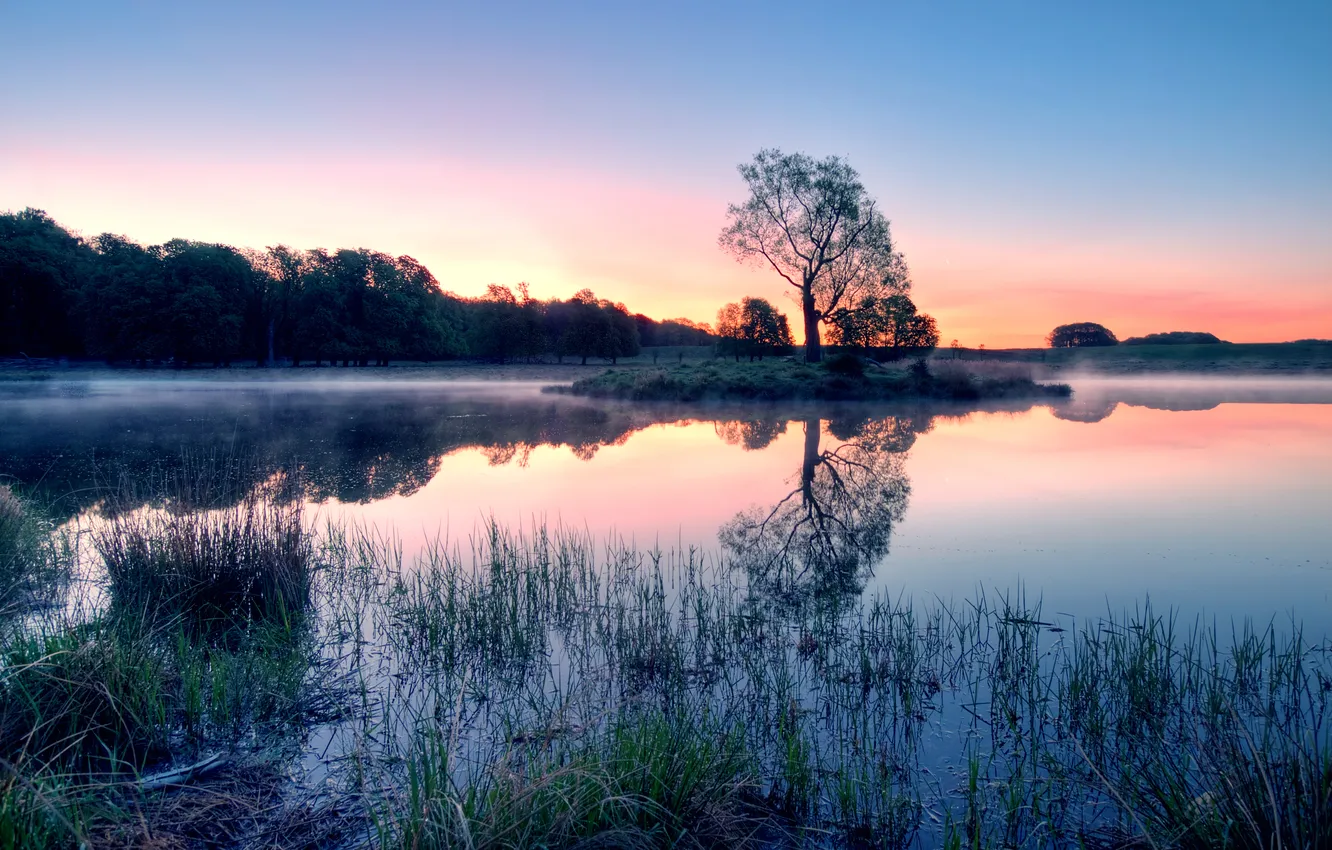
[266,317,276,367]
[801,290,821,363]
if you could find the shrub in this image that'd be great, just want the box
[823,353,865,377]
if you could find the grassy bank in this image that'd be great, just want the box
[559,357,1072,403]
[0,494,1327,847]
[941,340,1332,374]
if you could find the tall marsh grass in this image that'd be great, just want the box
[94,497,312,626]
[0,501,1327,847]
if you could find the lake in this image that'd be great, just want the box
[3,375,1328,631]
[2,374,1330,846]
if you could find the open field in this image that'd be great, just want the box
[936,340,1332,375]
[6,340,1330,384]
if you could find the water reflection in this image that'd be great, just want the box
[3,378,1330,629]
[1053,376,1332,422]
[0,386,654,518]
[719,415,914,607]
[0,383,984,609]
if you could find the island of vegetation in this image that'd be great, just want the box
[560,356,1071,402]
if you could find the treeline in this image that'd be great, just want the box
[0,209,713,366]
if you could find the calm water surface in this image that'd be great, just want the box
[2,375,1328,633]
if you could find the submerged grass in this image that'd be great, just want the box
[0,501,1328,848]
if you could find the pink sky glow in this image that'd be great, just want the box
[3,145,1328,348]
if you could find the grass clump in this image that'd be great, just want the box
[558,358,1071,403]
[95,497,312,627]
[0,485,66,614]
[382,714,773,850]
[0,618,173,774]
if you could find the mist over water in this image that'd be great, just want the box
[1,376,1329,633]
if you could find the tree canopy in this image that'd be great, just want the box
[1047,322,1118,348]
[0,209,702,366]
[1121,331,1225,345]
[827,294,939,359]
[715,297,794,361]
[719,149,908,363]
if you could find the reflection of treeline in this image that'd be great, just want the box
[0,394,658,519]
[0,209,713,365]
[0,387,986,523]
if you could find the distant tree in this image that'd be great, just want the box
[467,284,526,362]
[716,297,793,361]
[156,240,257,366]
[1047,322,1118,348]
[557,290,610,365]
[599,299,641,364]
[552,290,640,365]
[1121,331,1224,345]
[829,294,939,360]
[719,149,907,363]
[250,245,308,366]
[633,314,715,348]
[2,211,689,368]
[0,208,91,357]
[80,233,168,362]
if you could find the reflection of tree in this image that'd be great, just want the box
[720,415,912,607]
[714,419,787,451]
[1052,398,1119,423]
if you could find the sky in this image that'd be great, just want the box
[2,0,1329,347]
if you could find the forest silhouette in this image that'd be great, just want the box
[0,209,713,366]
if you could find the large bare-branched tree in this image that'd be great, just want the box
[719,149,909,362]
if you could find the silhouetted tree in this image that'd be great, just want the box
[79,234,166,362]
[716,297,794,361]
[829,293,939,360]
[1047,322,1118,348]
[2,213,673,367]
[1121,331,1224,345]
[719,150,908,363]
[0,209,89,357]
[554,290,640,365]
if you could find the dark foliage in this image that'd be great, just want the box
[1121,331,1225,345]
[1047,322,1118,348]
[0,210,708,366]
[716,297,794,361]
[828,293,939,360]
[823,353,865,377]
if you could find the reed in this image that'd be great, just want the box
[94,497,312,627]
[0,506,1327,848]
